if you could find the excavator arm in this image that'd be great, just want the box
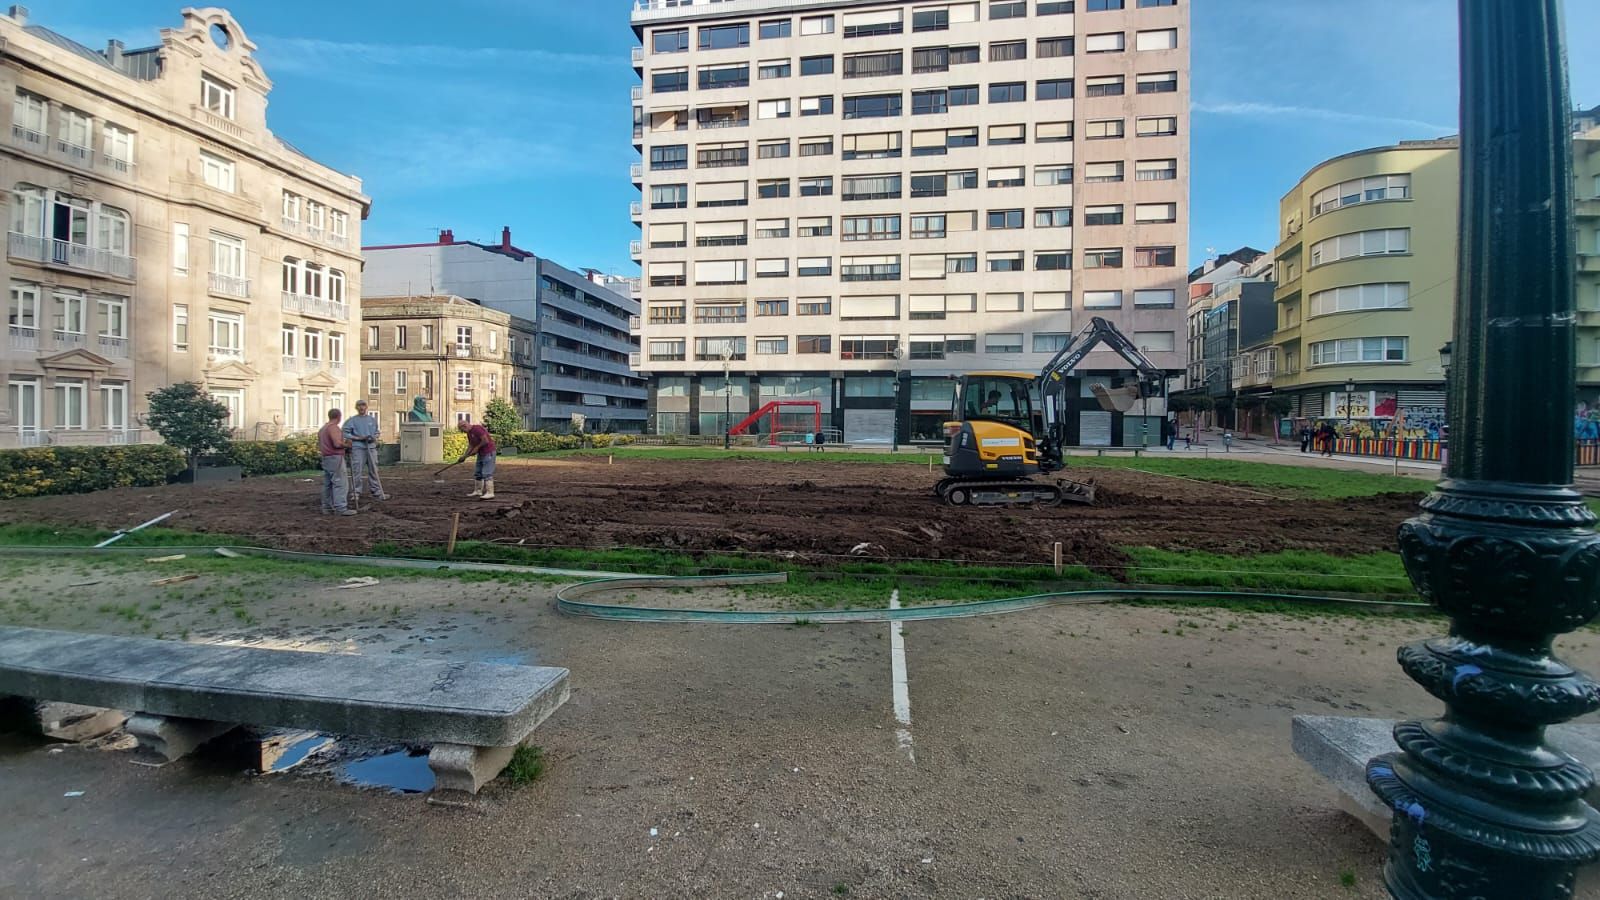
[1034,316,1168,472]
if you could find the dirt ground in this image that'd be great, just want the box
[6,556,1600,899]
[0,457,1418,571]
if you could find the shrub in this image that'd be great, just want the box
[215,437,321,476]
[483,397,521,437]
[145,382,231,473]
[443,432,468,459]
[0,444,186,500]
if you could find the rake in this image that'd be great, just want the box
[432,457,468,483]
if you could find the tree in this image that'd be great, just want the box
[145,382,231,475]
[1263,395,1294,445]
[1166,394,1192,414]
[482,397,521,436]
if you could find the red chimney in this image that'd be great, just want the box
[501,226,512,250]
[438,229,454,244]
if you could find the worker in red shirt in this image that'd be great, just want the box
[318,409,357,516]
[456,420,498,500]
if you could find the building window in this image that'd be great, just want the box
[1037,79,1073,101]
[1035,207,1073,228]
[1086,118,1125,140]
[985,293,1024,312]
[1136,29,1180,51]
[798,298,833,315]
[1134,289,1177,308]
[1083,290,1123,309]
[799,137,833,157]
[1084,204,1123,226]
[1038,1,1076,12]
[653,28,689,53]
[200,151,236,192]
[843,132,902,160]
[1137,116,1179,137]
[1083,248,1124,269]
[843,93,902,119]
[987,252,1023,273]
[987,166,1025,188]
[698,23,750,50]
[55,379,87,429]
[758,178,791,199]
[698,141,750,167]
[699,63,750,90]
[1033,333,1071,353]
[986,209,1023,230]
[1309,283,1411,317]
[173,305,189,351]
[1309,229,1410,266]
[652,68,689,93]
[208,311,244,360]
[985,333,1023,354]
[1086,33,1126,54]
[990,41,1027,63]
[650,184,688,209]
[988,124,1025,146]
[1136,158,1179,181]
[801,55,834,76]
[1034,292,1070,311]
[456,371,474,397]
[102,124,135,171]
[1134,331,1176,353]
[842,173,900,200]
[1038,121,1073,143]
[1035,251,1072,271]
[758,59,792,80]
[1311,174,1412,217]
[843,215,902,241]
[989,82,1026,103]
[1038,37,1074,58]
[1137,72,1179,94]
[798,218,832,238]
[800,15,835,35]
[760,19,791,39]
[757,299,790,316]
[12,90,46,141]
[798,335,832,354]
[844,50,903,79]
[1134,246,1177,267]
[800,95,834,117]
[201,74,235,119]
[1310,337,1409,366]
[843,9,904,38]
[650,144,688,170]
[1035,165,1073,186]
[989,1,1027,19]
[1083,161,1125,183]
[1085,75,1125,96]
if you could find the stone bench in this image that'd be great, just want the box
[1292,715,1600,838]
[0,626,569,799]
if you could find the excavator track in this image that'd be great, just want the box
[933,477,1096,508]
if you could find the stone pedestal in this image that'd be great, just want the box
[125,713,236,766]
[399,423,444,465]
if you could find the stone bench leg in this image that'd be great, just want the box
[126,713,237,767]
[0,697,128,742]
[428,742,520,800]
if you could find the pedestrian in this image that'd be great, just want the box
[1299,423,1312,453]
[1320,422,1338,457]
[456,419,498,500]
[1163,416,1176,451]
[342,399,389,504]
[318,408,357,516]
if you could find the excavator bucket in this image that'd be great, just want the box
[1089,383,1142,413]
[1057,477,1097,505]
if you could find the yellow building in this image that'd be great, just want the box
[1272,139,1458,441]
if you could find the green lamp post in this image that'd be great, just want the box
[1366,1,1600,897]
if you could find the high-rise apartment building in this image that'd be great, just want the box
[630,0,1188,446]
[1,7,368,446]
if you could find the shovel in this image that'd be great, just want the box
[432,457,468,483]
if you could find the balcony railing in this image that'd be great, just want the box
[630,240,642,259]
[306,225,326,242]
[8,232,135,279]
[280,291,350,321]
[192,104,245,140]
[11,124,46,152]
[97,335,129,358]
[630,162,644,181]
[629,315,641,332]
[8,325,39,351]
[103,156,135,177]
[631,85,644,101]
[56,139,93,167]
[455,389,474,401]
[632,46,645,65]
[630,200,643,220]
[52,330,86,351]
[452,344,503,361]
[281,216,301,233]
[209,272,251,299]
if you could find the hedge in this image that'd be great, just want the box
[0,444,186,500]
[443,431,638,456]
[214,437,321,476]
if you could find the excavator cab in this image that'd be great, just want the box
[943,373,1042,478]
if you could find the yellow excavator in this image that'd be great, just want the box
[934,316,1167,507]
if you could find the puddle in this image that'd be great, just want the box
[265,734,333,773]
[337,748,435,794]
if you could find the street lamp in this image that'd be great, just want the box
[890,343,903,453]
[1366,2,1600,895]
[721,348,732,450]
[1343,377,1356,425]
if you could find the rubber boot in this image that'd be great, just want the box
[468,480,484,498]
[479,479,495,500]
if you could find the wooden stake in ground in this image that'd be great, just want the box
[446,511,461,557]
[1053,542,1063,576]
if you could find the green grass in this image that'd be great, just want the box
[1069,457,1430,499]
[1124,548,1412,597]
[503,745,545,786]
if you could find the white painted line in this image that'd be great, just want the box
[888,587,914,763]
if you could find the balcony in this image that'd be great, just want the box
[8,233,135,279]
[630,162,644,182]
[281,216,301,233]
[56,139,93,168]
[1581,253,1600,274]
[306,225,326,243]
[455,389,474,401]
[97,335,129,358]
[632,46,645,66]
[629,315,641,333]
[280,291,350,321]
[630,352,643,367]
[631,85,644,102]
[191,104,245,140]
[1577,198,1600,219]
[209,272,251,299]
[630,200,643,221]
[630,240,642,260]
[452,344,503,361]
[11,123,46,153]
[0,427,142,449]
[52,330,87,352]
[102,156,136,178]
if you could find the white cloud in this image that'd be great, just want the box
[1193,100,1455,136]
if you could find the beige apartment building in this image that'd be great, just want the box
[630,0,1188,445]
[1,6,368,447]
[359,295,539,433]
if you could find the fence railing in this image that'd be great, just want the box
[1578,439,1600,467]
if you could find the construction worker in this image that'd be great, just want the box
[342,399,389,503]
[456,420,498,500]
[318,409,356,516]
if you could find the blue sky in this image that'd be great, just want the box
[44,0,1600,272]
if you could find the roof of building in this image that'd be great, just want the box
[1187,247,1266,284]
[22,24,162,81]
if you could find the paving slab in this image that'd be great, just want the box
[0,626,568,748]
[1293,715,1600,838]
